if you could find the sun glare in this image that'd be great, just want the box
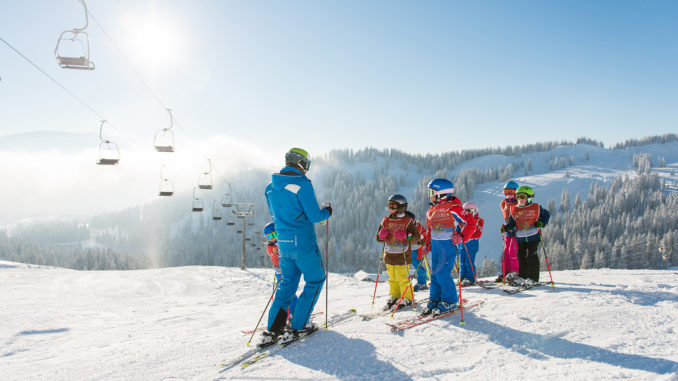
[121,9,185,76]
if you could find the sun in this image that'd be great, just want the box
[121,8,185,76]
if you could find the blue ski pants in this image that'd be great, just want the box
[268,243,325,331]
[459,239,479,283]
[427,239,459,308]
[274,272,298,315]
[411,249,428,285]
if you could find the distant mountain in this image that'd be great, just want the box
[2,135,677,273]
[0,131,97,152]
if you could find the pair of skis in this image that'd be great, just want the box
[476,279,548,294]
[386,299,484,332]
[221,309,357,371]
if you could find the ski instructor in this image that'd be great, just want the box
[259,148,332,347]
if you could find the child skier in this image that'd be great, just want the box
[458,201,484,285]
[411,219,429,291]
[501,185,550,283]
[422,179,476,316]
[497,180,521,282]
[376,194,421,311]
[263,222,297,317]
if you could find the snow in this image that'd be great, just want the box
[2,260,677,380]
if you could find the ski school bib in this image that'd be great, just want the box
[501,198,517,222]
[510,203,540,238]
[381,216,413,254]
[427,201,463,241]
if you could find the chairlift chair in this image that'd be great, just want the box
[197,159,213,189]
[158,165,174,196]
[96,121,120,165]
[212,201,222,221]
[154,109,175,152]
[159,178,174,197]
[220,184,232,207]
[192,188,203,212]
[55,0,95,70]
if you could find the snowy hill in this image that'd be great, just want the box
[1,261,677,380]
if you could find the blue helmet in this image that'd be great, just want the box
[504,180,519,190]
[263,222,276,235]
[427,178,455,200]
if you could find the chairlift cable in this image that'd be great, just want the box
[0,35,104,121]
[86,10,228,181]
[0,34,140,150]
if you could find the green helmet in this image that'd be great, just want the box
[516,185,535,198]
[285,147,311,171]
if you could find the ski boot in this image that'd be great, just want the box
[279,323,318,347]
[432,301,457,317]
[257,330,282,349]
[382,296,398,311]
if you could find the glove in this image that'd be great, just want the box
[451,232,464,245]
[416,249,425,260]
[274,266,281,275]
[393,230,407,241]
[321,202,332,216]
[500,224,507,233]
[534,221,544,228]
[378,228,389,240]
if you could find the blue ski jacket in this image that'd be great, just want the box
[265,166,330,250]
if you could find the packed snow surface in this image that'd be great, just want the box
[1,261,677,380]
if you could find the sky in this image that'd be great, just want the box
[1,1,677,223]
[1,0,677,156]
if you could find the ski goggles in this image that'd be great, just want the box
[504,189,516,195]
[516,194,528,200]
[387,203,399,210]
[428,188,437,198]
[265,232,278,241]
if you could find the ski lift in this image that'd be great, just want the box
[247,222,254,226]
[197,159,213,189]
[192,188,203,212]
[237,230,243,234]
[158,165,174,196]
[212,201,222,221]
[55,0,95,70]
[153,109,175,152]
[220,183,232,207]
[96,120,120,165]
[227,220,235,226]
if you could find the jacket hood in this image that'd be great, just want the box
[271,166,304,190]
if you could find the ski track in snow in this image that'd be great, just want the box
[1,261,677,380]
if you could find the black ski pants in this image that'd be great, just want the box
[517,240,540,282]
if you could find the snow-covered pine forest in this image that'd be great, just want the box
[1,134,677,273]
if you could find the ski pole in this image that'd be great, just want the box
[402,246,417,311]
[539,230,555,290]
[423,255,432,283]
[372,243,385,308]
[455,244,465,325]
[247,275,281,346]
[462,240,477,282]
[325,218,329,329]
[501,234,506,284]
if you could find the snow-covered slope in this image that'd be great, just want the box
[1,261,676,380]
[459,142,678,266]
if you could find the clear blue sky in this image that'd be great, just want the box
[1,0,677,156]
